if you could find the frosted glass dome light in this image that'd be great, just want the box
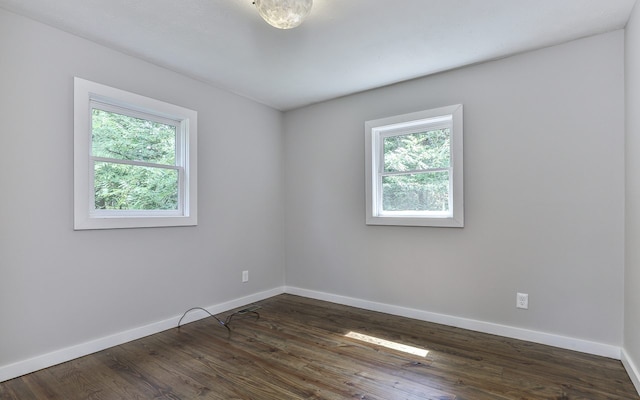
[254,0,313,29]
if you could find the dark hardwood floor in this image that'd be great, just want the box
[1,294,638,399]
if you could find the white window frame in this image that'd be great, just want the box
[74,77,197,230]
[365,104,463,227]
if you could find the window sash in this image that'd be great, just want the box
[376,142,454,218]
[90,100,182,166]
[90,159,184,216]
[378,171,453,216]
[88,102,186,216]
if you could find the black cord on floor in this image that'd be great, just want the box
[177,305,261,333]
[177,307,230,332]
[224,305,261,326]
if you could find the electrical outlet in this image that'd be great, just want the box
[516,292,529,309]
[242,270,249,283]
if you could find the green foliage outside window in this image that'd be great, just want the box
[382,129,450,212]
[91,109,179,210]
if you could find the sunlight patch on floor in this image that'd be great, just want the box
[345,331,429,357]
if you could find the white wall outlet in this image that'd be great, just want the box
[242,270,249,283]
[516,292,529,309]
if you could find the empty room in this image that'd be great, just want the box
[2,0,640,398]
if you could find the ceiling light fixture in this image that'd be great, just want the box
[254,0,313,29]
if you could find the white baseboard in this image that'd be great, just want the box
[622,348,640,396]
[1,286,627,385]
[0,287,284,383]
[284,286,622,360]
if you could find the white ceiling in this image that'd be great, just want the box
[0,0,636,110]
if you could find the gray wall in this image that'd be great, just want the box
[626,0,640,385]
[284,31,625,346]
[0,9,285,367]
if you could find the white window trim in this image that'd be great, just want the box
[74,77,197,230]
[365,104,463,227]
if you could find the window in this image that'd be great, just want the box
[74,77,197,230]
[365,104,463,227]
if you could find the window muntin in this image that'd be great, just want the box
[74,77,197,230]
[365,105,463,227]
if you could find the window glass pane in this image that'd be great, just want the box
[383,128,450,172]
[382,171,449,212]
[94,162,178,210]
[92,109,176,165]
